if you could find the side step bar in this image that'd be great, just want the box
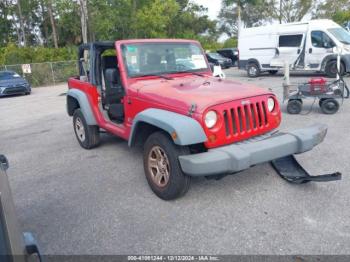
[271,155,342,184]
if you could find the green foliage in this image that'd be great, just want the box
[333,11,350,25]
[223,38,238,48]
[0,43,76,65]
[132,0,180,38]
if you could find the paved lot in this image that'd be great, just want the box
[1,68,349,255]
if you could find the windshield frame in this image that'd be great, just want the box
[328,27,350,45]
[120,41,210,79]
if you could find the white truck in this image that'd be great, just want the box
[238,19,350,77]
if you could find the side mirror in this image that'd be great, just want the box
[0,154,9,170]
[105,68,119,87]
[333,46,343,54]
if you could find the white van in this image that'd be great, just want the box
[238,19,350,77]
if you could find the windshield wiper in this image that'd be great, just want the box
[172,70,206,77]
[134,73,173,80]
[340,40,350,45]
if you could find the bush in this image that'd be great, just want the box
[223,38,238,48]
[0,43,77,65]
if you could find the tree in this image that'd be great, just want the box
[218,0,275,37]
[78,0,89,44]
[47,0,58,48]
[278,0,312,23]
[17,0,27,46]
[313,0,350,23]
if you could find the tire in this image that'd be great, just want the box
[319,98,326,107]
[247,63,260,78]
[269,70,278,75]
[320,98,339,114]
[73,109,100,149]
[143,131,191,200]
[25,92,31,95]
[287,99,302,114]
[325,60,345,78]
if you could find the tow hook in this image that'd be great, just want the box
[271,155,342,184]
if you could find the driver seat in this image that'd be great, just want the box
[101,56,124,122]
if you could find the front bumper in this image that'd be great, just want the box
[179,124,327,176]
[0,85,31,96]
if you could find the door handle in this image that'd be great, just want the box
[297,49,301,54]
[309,48,312,53]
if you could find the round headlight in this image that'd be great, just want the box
[204,111,218,129]
[267,97,275,112]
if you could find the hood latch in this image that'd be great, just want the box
[188,103,197,117]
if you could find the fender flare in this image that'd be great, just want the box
[66,89,97,125]
[128,108,207,147]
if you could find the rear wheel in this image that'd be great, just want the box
[287,99,302,114]
[73,109,100,149]
[325,60,345,78]
[143,131,190,200]
[320,98,339,114]
[247,63,260,78]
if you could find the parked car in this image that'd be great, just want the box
[67,39,333,200]
[0,71,31,97]
[239,19,350,78]
[216,48,239,66]
[206,52,232,69]
[0,155,41,261]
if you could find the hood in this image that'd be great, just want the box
[131,76,272,113]
[0,77,28,87]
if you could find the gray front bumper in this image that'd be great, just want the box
[179,124,328,176]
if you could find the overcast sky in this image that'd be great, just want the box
[192,0,222,20]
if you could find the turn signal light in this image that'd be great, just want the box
[208,134,217,143]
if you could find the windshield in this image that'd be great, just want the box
[208,53,223,59]
[121,42,209,77]
[0,72,20,81]
[328,27,350,45]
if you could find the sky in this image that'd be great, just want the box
[192,0,222,20]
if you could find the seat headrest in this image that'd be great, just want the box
[102,56,118,69]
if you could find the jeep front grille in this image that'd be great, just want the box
[222,101,268,136]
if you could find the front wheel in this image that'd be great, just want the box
[73,109,100,149]
[325,60,345,78]
[247,63,260,78]
[143,131,190,200]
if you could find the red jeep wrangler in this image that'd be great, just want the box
[67,39,339,200]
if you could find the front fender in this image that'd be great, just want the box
[66,89,97,125]
[129,109,207,147]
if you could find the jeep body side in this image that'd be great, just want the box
[67,39,328,200]
[0,155,41,261]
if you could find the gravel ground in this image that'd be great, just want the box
[0,68,349,255]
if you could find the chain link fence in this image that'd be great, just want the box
[0,60,78,87]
